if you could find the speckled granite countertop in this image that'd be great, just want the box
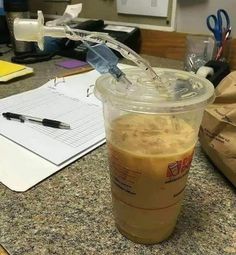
[0,50,235,255]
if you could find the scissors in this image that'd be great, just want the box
[206,9,231,47]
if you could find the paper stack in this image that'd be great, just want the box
[0,60,33,82]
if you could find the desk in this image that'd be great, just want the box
[0,52,235,255]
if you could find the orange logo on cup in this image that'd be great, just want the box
[166,152,194,179]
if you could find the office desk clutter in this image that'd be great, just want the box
[186,9,236,187]
[4,4,218,244]
[14,11,158,85]
[184,9,232,87]
[0,67,109,191]
[1,56,235,255]
[0,2,235,253]
[184,35,215,73]
[206,9,231,61]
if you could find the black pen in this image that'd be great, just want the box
[2,112,70,129]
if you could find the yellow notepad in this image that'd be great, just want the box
[0,60,26,77]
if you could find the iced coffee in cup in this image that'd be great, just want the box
[94,68,215,244]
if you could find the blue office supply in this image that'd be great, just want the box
[206,9,231,47]
[85,42,132,87]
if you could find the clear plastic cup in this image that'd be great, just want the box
[94,67,215,244]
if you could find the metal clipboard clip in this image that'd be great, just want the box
[86,84,95,97]
[49,76,66,89]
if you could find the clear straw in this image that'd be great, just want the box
[65,25,132,91]
[64,26,161,83]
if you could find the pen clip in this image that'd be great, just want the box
[19,116,26,123]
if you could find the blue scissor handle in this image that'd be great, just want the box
[206,9,230,46]
[206,14,222,45]
[217,9,230,30]
[206,14,219,33]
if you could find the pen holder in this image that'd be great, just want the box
[184,35,216,73]
[4,0,32,55]
[214,37,232,63]
[197,60,230,87]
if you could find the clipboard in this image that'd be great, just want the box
[0,134,105,192]
[0,64,131,192]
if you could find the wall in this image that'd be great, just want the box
[29,0,235,37]
[176,0,235,37]
[29,0,174,30]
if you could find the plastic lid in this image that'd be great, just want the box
[94,67,215,113]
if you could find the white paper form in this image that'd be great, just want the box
[0,64,132,191]
[0,82,105,165]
